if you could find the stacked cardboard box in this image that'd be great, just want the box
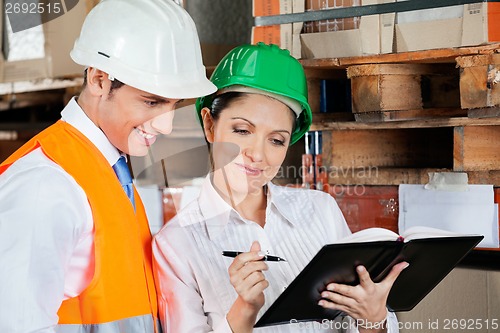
[395,0,500,52]
[300,0,396,59]
[0,0,87,82]
[299,0,499,58]
[251,0,304,58]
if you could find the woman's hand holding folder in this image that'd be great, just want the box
[319,261,409,332]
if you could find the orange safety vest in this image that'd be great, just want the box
[0,121,160,332]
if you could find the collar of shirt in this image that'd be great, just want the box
[266,182,303,227]
[198,175,304,240]
[197,174,235,240]
[61,97,121,166]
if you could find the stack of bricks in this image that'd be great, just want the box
[303,0,361,33]
[251,0,304,58]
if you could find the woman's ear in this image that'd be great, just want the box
[201,107,215,143]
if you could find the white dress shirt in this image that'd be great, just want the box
[0,98,121,333]
[153,176,400,333]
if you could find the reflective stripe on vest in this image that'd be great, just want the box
[56,315,161,333]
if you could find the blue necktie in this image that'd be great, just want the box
[112,156,135,210]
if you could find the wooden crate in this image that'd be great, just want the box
[329,128,453,169]
[456,54,500,116]
[454,126,500,172]
[347,63,462,122]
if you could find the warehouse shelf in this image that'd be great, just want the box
[300,44,500,186]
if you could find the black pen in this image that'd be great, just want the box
[222,251,287,262]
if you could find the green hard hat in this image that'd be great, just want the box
[196,42,312,145]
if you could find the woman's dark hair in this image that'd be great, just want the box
[81,68,125,94]
[209,91,246,121]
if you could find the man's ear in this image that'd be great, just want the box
[201,107,215,143]
[85,67,111,96]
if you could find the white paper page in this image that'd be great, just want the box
[493,204,499,247]
[399,185,498,248]
[402,226,471,241]
[334,226,473,244]
[333,227,399,244]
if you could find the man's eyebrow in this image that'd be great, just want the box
[141,96,186,106]
[140,95,169,103]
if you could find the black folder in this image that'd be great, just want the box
[254,234,484,328]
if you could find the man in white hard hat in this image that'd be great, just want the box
[0,0,216,332]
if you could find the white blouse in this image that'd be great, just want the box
[153,176,400,333]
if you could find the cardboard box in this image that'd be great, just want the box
[396,1,500,52]
[300,0,395,59]
[0,0,86,82]
[251,0,297,57]
[290,0,305,58]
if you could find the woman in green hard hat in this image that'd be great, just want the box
[152,43,407,333]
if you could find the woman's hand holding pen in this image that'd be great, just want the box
[226,241,269,333]
[318,261,409,333]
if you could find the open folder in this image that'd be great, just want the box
[254,226,483,328]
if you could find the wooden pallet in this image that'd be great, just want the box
[309,116,500,185]
[302,44,500,186]
[303,43,500,121]
[0,78,83,111]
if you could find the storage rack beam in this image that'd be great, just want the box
[255,0,499,26]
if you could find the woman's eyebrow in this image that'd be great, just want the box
[231,117,255,127]
[273,130,291,136]
[231,117,291,135]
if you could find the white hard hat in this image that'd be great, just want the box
[70,0,216,99]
